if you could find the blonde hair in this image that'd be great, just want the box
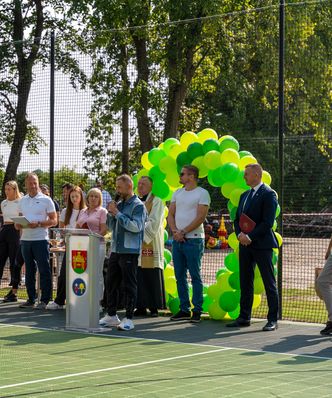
[5,181,22,199]
[86,188,102,207]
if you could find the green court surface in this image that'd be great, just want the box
[0,323,332,398]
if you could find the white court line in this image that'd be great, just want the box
[1,323,332,362]
[0,347,229,390]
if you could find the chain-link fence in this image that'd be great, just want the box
[0,1,331,323]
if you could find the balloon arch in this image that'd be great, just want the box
[133,128,282,320]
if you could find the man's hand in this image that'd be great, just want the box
[173,229,186,242]
[238,232,251,246]
[108,201,119,216]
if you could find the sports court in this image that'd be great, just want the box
[0,302,331,398]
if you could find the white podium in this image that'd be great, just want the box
[52,228,104,330]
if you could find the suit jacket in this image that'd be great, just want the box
[234,183,278,250]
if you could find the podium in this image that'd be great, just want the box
[51,228,104,330]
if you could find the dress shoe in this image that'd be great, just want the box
[226,318,251,327]
[320,321,332,336]
[262,321,278,331]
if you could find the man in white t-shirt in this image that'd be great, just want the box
[15,173,57,309]
[168,165,210,323]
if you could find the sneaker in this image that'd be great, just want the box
[320,321,332,336]
[117,318,134,331]
[99,314,121,327]
[34,301,47,310]
[19,300,35,308]
[190,312,201,323]
[150,309,159,318]
[46,301,64,310]
[2,290,18,303]
[170,310,191,321]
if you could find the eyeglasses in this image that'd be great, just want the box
[180,172,185,176]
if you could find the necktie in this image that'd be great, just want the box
[243,188,255,213]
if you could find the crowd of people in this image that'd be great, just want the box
[0,165,331,334]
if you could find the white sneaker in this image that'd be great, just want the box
[99,314,121,327]
[46,301,64,310]
[117,318,134,331]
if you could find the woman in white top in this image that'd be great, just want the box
[0,181,22,302]
[46,186,86,309]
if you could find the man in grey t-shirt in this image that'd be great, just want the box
[168,165,210,323]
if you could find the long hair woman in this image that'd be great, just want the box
[46,186,86,310]
[0,181,23,302]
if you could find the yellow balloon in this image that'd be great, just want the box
[141,152,153,170]
[168,143,185,159]
[208,301,227,320]
[274,232,283,247]
[165,276,177,296]
[192,156,209,178]
[239,156,257,170]
[203,150,222,170]
[163,218,167,228]
[180,131,198,149]
[164,206,169,218]
[220,148,240,165]
[262,170,272,185]
[197,128,218,143]
[164,264,175,278]
[228,232,239,250]
[218,134,233,143]
[165,171,181,187]
[252,294,261,309]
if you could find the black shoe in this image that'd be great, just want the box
[2,290,17,303]
[134,308,148,316]
[190,312,201,323]
[150,309,159,317]
[262,321,278,331]
[170,310,191,321]
[19,300,35,308]
[320,321,332,336]
[226,318,251,327]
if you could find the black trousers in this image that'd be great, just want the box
[0,224,22,287]
[239,245,279,322]
[106,252,139,319]
[54,254,66,305]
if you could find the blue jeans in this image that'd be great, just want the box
[172,238,204,313]
[21,240,52,304]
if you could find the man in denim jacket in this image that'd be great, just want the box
[99,174,147,331]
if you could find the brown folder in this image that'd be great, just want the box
[239,213,256,234]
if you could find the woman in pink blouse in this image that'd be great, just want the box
[76,188,108,302]
[76,188,108,236]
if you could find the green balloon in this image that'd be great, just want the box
[229,272,240,290]
[163,138,180,154]
[219,137,240,152]
[229,206,237,221]
[272,251,278,265]
[202,139,220,154]
[227,200,235,213]
[210,166,224,186]
[192,156,209,178]
[207,170,221,187]
[176,151,191,168]
[164,248,172,263]
[152,180,169,199]
[202,294,214,312]
[220,162,239,182]
[216,268,228,279]
[228,305,240,319]
[254,277,265,294]
[164,229,168,243]
[187,142,204,161]
[224,252,239,272]
[239,150,252,158]
[168,297,180,314]
[275,204,281,218]
[148,148,166,165]
[234,170,249,189]
[149,166,166,182]
[219,291,239,312]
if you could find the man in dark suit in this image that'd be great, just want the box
[227,163,279,331]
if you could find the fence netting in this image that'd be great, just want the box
[0,1,331,323]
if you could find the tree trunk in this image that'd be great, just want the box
[131,34,153,153]
[120,44,129,173]
[2,0,43,195]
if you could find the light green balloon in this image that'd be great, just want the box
[159,156,176,174]
[221,182,237,199]
[203,150,221,170]
[221,148,240,165]
[230,188,245,207]
[192,156,209,178]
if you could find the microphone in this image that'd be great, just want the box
[114,193,121,203]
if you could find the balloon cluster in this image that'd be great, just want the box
[133,128,282,319]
